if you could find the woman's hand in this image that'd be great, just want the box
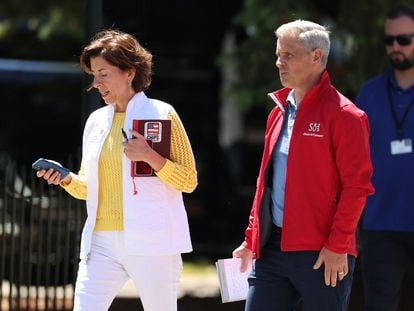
[36,168,72,185]
[124,130,166,172]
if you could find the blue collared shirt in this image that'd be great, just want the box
[271,90,298,227]
[356,70,414,231]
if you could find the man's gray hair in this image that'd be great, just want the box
[275,20,330,68]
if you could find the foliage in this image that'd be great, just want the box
[182,259,217,276]
[217,0,321,110]
[0,0,84,40]
[334,0,413,97]
[221,0,412,109]
[0,0,85,60]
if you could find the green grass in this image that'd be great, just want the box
[182,260,217,276]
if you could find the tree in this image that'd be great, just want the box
[219,0,321,110]
[222,0,412,109]
[0,0,85,60]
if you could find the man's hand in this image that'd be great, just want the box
[232,245,254,272]
[313,247,348,287]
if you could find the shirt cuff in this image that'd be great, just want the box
[60,172,81,191]
[155,159,176,180]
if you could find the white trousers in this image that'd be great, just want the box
[73,231,183,311]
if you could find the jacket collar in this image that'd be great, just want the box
[104,91,149,114]
[125,92,148,115]
[268,70,331,110]
[99,92,149,131]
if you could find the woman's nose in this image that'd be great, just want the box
[92,77,102,88]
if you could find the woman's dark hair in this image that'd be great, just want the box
[80,29,152,92]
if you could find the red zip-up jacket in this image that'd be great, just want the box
[243,71,374,258]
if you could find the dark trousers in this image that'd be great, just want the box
[245,229,355,311]
[361,230,414,311]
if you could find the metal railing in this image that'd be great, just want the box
[0,155,86,310]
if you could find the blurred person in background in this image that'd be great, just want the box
[35,29,197,311]
[356,4,414,311]
[232,19,374,310]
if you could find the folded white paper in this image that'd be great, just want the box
[215,257,252,303]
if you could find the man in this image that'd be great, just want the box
[356,5,414,311]
[232,20,374,311]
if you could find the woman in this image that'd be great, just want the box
[36,29,197,311]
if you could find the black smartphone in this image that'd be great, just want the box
[32,158,71,179]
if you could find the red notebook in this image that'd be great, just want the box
[131,119,171,177]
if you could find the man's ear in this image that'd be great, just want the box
[312,48,323,63]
